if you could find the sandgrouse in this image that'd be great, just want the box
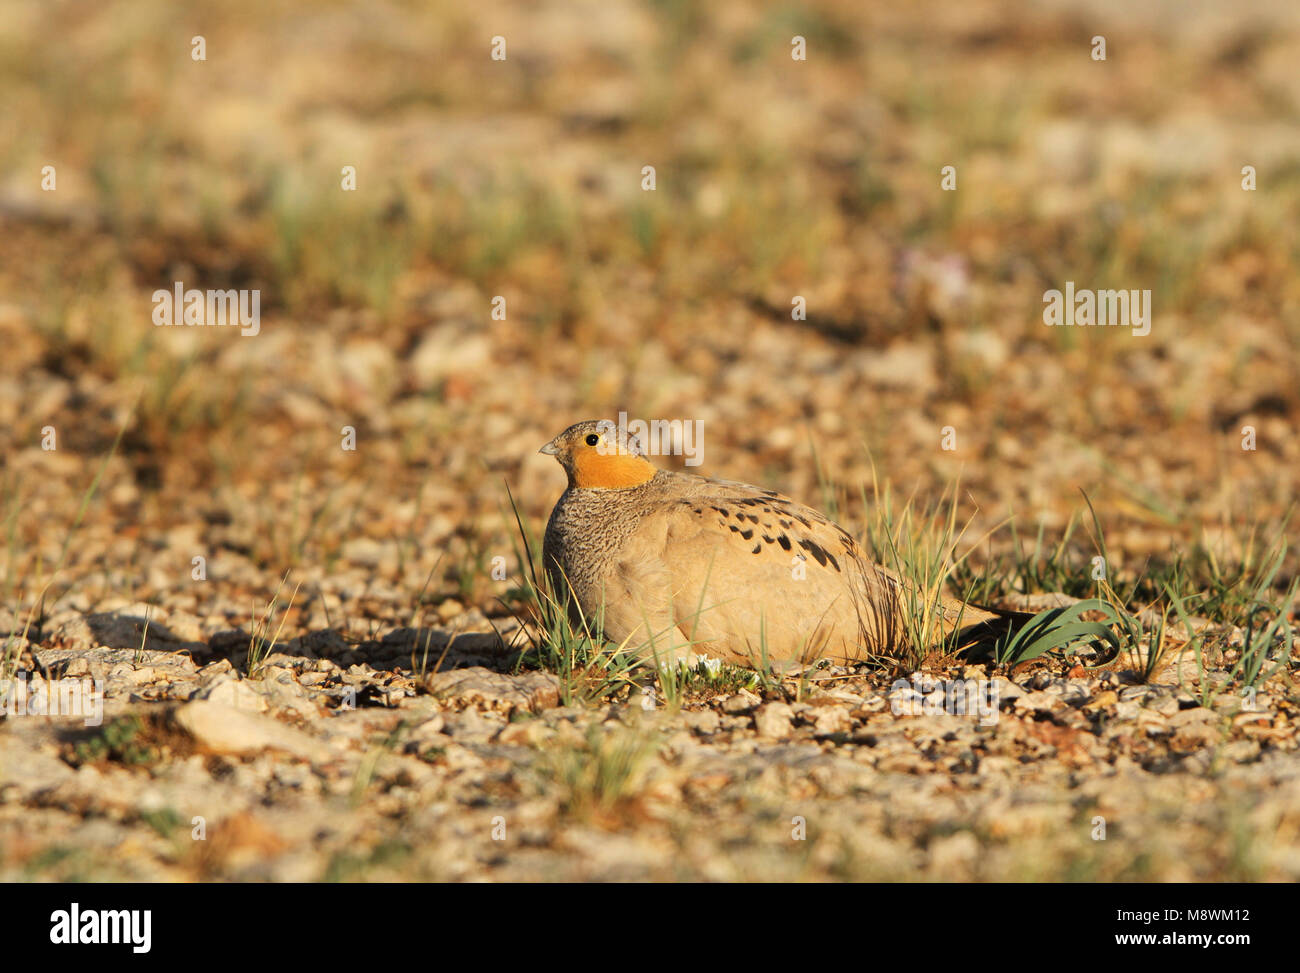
[540,420,1002,668]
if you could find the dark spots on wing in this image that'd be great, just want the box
[799,538,831,568]
[794,514,812,528]
[712,506,730,517]
[751,542,762,554]
[739,528,754,540]
[779,519,792,529]
[692,507,702,514]
[794,535,841,572]
[761,534,774,544]
[777,534,791,550]
[728,524,740,533]
[744,513,761,524]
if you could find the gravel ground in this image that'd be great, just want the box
[2,598,1297,881]
[2,0,1299,881]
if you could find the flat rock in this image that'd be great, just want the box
[195,674,271,713]
[1014,691,1061,714]
[813,706,852,738]
[754,702,795,740]
[172,700,331,762]
[423,667,560,715]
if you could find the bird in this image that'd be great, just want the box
[539,419,1006,669]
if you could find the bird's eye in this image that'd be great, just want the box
[585,434,600,447]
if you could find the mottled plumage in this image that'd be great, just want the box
[540,420,999,667]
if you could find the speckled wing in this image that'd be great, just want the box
[612,473,910,665]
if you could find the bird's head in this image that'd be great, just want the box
[539,420,657,489]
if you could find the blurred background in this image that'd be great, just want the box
[1,0,1298,632]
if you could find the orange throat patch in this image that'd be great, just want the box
[571,450,657,489]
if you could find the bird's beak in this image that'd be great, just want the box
[539,440,559,456]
